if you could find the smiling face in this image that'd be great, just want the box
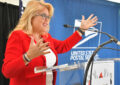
[31,7,50,35]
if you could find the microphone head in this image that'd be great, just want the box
[63,24,72,28]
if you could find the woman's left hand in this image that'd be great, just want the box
[80,14,98,32]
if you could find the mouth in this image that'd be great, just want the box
[43,23,48,27]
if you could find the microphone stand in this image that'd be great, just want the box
[63,24,120,85]
[83,38,114,85]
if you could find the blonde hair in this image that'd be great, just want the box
[10,0,54,36]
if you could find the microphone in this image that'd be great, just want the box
[63,24,120,46]
[63,24,73,28]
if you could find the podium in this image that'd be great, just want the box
[34,58,120,85]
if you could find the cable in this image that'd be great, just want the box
[101,47,120,51]
[84,39,113,85]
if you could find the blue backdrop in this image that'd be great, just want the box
[45,0,120,85]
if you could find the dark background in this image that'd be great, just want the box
[0,2,19,85]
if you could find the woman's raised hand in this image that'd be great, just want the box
[80,14,98,32]
[26,34,50,60]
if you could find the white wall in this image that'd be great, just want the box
[0,0,30,6]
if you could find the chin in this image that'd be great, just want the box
[44,28,49,33]
[38,28,49,35]
[40,31,49,35]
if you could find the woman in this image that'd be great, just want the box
[2,0,98,85]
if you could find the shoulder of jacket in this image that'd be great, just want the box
[10,30,28,38]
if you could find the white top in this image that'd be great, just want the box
[44,48,56,85]
[44,48,56,68]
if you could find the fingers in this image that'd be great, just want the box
[91,23,97,27]
[39,43,50,55]
[87,14,94,20]
[82,15,85,21]
[34,34,41,43]
[91,16,98,23]
[42,51,51,55]
[91,16,97,21]
[33,34,49,50]
[90,16,98,27]
[30,37,35,46]
[33,34,46,47]
[27,34,51,60]
[38,42,49,49]
[87,14,98,26]
[40,46,50,52]
[36,38,44,47]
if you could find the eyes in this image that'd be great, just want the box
[35,13,51,20]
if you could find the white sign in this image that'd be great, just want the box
[85,61,114,85]
[70,19,102,61]
[73,19,102,49]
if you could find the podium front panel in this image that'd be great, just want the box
[58,60,115,85]
[59,68,84,85]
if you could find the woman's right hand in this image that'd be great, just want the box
[26,35,50,60]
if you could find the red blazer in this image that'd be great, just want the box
[2,30,82,85]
